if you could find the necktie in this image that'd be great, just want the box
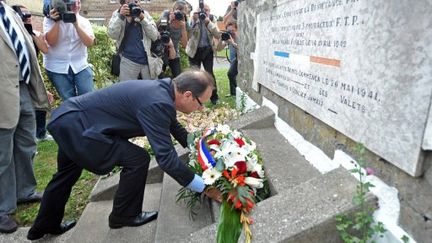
[0,4,30,83]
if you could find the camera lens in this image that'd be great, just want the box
[199,12,206,20]
[129,3,142,18]
[174,10,183,21]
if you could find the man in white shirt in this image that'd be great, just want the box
[43,0,95,101]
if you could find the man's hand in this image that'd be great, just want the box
[49,8,60,21]
[204,187,222,203]
[119,4,130,17]
[47,91,54,105]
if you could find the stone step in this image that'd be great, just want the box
[184,168,369,242]
[67,182,162,243]
[153,175,213,243]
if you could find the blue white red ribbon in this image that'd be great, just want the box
[197,128,216,171]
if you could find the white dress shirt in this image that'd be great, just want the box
[43,15,94,74]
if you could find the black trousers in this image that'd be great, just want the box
[35,110,47,139]
[163,57,182,78]
[227,58,238,96]
[31,134,151,231]
[189,46,218,102]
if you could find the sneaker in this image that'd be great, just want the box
[37,134,54,142]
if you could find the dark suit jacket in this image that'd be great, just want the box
[47,79,194,186]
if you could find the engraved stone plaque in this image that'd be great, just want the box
[255,0,432,176]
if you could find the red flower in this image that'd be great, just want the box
[235,161,247,174]
[207,139,221,146]
[234,138,245,147]
[249,171,260,178]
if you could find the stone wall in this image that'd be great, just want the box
[237,0,431,242]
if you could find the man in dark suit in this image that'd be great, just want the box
[27,69,215,240]
[0,0,49,234]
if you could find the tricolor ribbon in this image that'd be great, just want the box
[197,128,217,171]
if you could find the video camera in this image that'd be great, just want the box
[43,0,77,23]
[11,6,32,21]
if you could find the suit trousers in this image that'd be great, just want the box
[0,83,37,215]
[32,115,151,230]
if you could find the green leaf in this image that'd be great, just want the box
[217,201,242,243]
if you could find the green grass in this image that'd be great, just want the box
[210,67,236,109]
[215,47,230,59]
[13,140,98,226]
[13,66,234,227]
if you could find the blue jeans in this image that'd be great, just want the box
[46,66,94,101]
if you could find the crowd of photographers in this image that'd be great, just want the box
[0,0,240,235]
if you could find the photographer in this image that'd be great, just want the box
[186,2,221,104]
[43,0,95,101]
[156,0,190,78]
[107,0,161,81]
[216,21,238,97]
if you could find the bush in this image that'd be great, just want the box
[88,25,117,88]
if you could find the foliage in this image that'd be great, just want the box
[88,25,117,88]
[335,144,386,243]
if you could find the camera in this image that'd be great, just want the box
[173,10,184,21]
[198,0,206,20]
[128,3,142,18]
[11,5,32,21]
[43,0,76,23]
[159,18,171,44]
[221,31,232,41]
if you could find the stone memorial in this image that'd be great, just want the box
[254,0,432,176]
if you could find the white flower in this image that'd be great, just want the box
[216,124,231,135]
[245,177,264,188]
[202,168,222,185]
[218,142,249,168]
[231,130,242,139]
[251,163,265,178]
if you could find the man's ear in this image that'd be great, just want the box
[184,90,193,98]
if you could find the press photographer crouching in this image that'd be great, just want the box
[108,0,162,81]
[42,0,95,101]
[156,0,191,78]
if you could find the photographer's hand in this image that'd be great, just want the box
[45,9,61,46]
[119,4,129,18]
[49,8,60,22]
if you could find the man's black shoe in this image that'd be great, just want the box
[108,211,158,229]
[27,220,76,240]
[18,191,43,204]
[0,215,18,234]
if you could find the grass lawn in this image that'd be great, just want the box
[13,66,234,227]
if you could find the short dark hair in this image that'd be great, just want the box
[173,69,215,97]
